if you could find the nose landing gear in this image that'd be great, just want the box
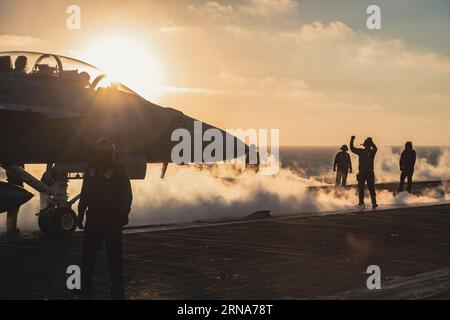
[1,163,80,236]
[38,207,78,235]
[37,169,81,236]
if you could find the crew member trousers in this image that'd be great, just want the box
[358,171,377,205]
[335,170,348,187]
[81,226,124,299]
[399,169,414,193]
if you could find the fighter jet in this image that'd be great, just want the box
[0,51,248,235]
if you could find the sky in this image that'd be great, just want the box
[0,0,449,146]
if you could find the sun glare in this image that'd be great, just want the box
[80,35,165,100]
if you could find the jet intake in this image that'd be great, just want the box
[116,155,147,180]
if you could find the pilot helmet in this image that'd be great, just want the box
[15,56,28,72]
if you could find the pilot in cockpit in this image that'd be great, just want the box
[13,55,28,74]
[78,72,91,89]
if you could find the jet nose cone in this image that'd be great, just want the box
[0,182,34,214]
[180,117,249,162]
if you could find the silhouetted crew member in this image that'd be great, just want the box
[5,164,25,236]
[334,145,352,187]
[77,139,133,300]
[350,136,378,209]
[398,141,416,193]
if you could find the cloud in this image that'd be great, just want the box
[188,1,234,17]
[353,38,450,72]
[217,73,311,94]
[159,21,187,34]
[0,34,42,48]
[239,0,298,17]
[188,0,297,20]
[164,86,228,94]
[161,21,450,143]
[218,20,450,94]
[281,21,355,43]
[156,8,450,144]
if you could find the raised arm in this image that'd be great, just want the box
[350,136,361,155]
[371,140,378,154]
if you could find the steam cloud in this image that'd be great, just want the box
[1,147,449,232]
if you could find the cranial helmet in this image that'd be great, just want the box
[95,138,116,158]
[363,137,373,147]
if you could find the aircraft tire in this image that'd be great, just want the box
[51,208,77,235]
[38,213,52,234]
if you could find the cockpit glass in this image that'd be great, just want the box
[0,51,139,96]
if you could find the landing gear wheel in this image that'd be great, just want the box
[38,213,52,234]
[38,207,77,235]
[52,208,77,235]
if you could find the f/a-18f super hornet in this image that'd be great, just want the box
[0,51,249,235]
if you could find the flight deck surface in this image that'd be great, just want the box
[0,203,449,300]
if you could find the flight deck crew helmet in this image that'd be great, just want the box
[405,141,413,150]
[95,138,116,158]
[341,145,348,152]
[363,137,373,147]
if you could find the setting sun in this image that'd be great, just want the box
[80,35,165,100]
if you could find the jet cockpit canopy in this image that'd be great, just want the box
[0,51,138,96]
